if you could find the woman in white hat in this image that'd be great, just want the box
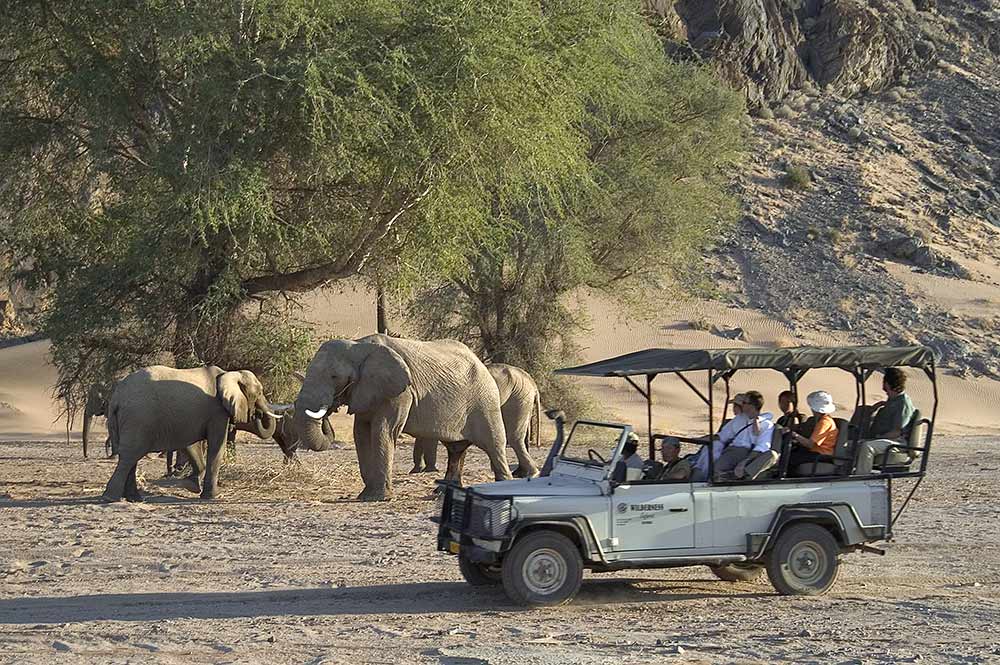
[787,390,839,469]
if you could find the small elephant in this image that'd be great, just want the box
[412,362,541,479]
[81,381,116,458]
[294,335,512,501]
[271,406,337,462]
[103,365,280,502]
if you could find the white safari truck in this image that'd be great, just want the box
[435,345,936,606]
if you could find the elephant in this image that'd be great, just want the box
[102,365,280,502]
[294,334,512,501]
[81,382,115,458]
[411,362,541,479]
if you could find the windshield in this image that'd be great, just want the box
[561,421,626,466]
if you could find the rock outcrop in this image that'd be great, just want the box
[646,0,938,108]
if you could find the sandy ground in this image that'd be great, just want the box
[1,436,999,664]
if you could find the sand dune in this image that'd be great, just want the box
[1,285,998,442]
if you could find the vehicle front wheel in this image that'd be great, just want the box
[766,523,841,596]
[459,554,502,586]
[709,562,765,583]
[502,531,583,607]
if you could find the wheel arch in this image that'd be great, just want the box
[509,517,603,564]
[749,503,876,560]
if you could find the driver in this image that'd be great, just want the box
[611,432,644,482]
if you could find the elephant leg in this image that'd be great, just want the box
[443,442,470,487]
[358,394,412,502]
[200,423,228,500]
[180,443,205,494]
[102,449,142,503]
[422,439,439,473]
[411,438,424,474]
[468,413,514,482]
[165,450,175,477]
[124,463,143,502]
[353,418,374,490]
[504,405,539,478]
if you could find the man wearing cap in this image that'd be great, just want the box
[787,390,839,469]
[690,393,749,481]
[611,432,644,482]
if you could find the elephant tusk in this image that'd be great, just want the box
[265,411,284,419]
[305,407,328,420]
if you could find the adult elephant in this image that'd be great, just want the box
[294,335,512,501]
[412,363,541,479]
[103,365,280,502]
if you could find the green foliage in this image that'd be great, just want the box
[407,50,746,412]
[784,164,813,190]
[1,0,683,408]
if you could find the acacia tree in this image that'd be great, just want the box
[0,0,663,410]
[408,60,745,406]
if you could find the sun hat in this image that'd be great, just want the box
[731,393,748,405]
[806,390,836,415]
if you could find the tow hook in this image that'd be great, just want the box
[858,544,886,556]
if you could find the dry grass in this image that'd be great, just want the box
[218,455,359,502]
[688,317,713,331]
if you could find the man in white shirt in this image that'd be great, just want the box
[714,390,775,480]
[690,393,748,481]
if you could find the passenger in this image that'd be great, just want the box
[776,390,802,428]
[611,432,644,482]
[854,368,916,475]
[715,390,775,479]
[691,393,749,481]
[656,437,692,480]
[787,390,839,470]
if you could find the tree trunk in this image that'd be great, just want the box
[376,288,388,335]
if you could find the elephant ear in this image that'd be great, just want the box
[217,371,251,425]
[348,344,411,415]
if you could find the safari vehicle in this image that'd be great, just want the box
[435,345,936,607]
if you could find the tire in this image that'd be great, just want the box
[766,523,841,596]
[709,562,765,583]
[501,531,583,607]
[459,554,502,586]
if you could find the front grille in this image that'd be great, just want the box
[448,489,467,526]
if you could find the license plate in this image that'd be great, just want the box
[448,541,461,554]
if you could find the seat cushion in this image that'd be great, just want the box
[795,462,838,476]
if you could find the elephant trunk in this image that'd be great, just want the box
[296,412,336,452]
[82,408,93,459]
[249,395,278,440]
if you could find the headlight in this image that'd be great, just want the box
[468,497,512,538]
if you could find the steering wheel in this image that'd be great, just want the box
[587,448,606,464]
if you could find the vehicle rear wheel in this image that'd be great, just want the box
[502,531,583,607]
[709,562,765,583]
[766,523,841,596]
[458,554,502,586]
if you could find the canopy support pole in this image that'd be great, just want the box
[708,368,715,480]
[623,375,649,400]
[646,374,655,459]
[675,371,710,406]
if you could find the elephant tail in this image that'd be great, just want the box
[106,402,120,458]
[532,391,541,448]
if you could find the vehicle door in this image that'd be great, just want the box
[610,481,695,552]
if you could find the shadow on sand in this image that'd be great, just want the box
[0,579,771,624]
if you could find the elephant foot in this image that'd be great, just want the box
[180,476,202,494]
[100,492,123,504]
[357,487,391,502]
[423,466,440,474]
[512,465,540,479]
[408,465,422,475]
[199,491,220,501]
[125,492,144,503]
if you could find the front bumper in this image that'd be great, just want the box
[435,482,513,560]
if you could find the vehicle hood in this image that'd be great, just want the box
[470,474,604,498]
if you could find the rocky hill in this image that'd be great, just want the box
[646,0,1000,377]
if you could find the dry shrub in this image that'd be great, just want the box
[689,317,713,331]
[784,164,813,190]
